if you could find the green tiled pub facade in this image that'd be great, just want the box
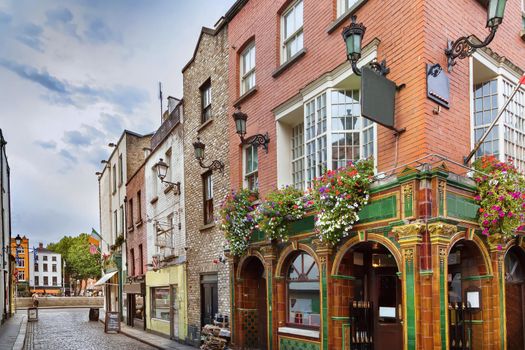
[231,165,523,349]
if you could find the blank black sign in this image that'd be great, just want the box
[361,67,396,130]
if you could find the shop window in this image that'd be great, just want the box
[281,0,304,63]
[244,145,259,191]
[151,287,170,320]
[203,171,214,225]
[240,42,256,95]
[287,252,320,328]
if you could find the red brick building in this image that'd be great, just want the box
[223,0,525,349]
[124,161,147,329]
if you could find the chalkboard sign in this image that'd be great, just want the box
[104,312,120,333]
[27,307,38,322]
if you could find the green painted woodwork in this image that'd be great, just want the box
[321,264,328,350]
[330,275,356,280]
[279,337,320,350]
[404,191,413,218]
[405,256,416,350]
[446,192,479,221]
[331,316,350,321]
[250,229,266,243]
[439,189,445,217]
[358,195,397,223]
[462,274,493,281]
[289,216,315,236]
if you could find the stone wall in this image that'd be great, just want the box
[182,23,231,342]
[16,297,104,308]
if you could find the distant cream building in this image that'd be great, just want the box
[29,243,62,295]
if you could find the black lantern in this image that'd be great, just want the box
[342,15,365,62]
[154,158,169,181]
[487,0,507,28]
[192,137,224,173]
[154,158,181,194]
[341,16,389,76]
[232,106,270,153]
[445,0,506,71]
[233,107,247,139]
[15,234,21,247]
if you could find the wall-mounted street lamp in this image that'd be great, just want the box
[100,160,108,165]
[232,107,270,153]
[342,16,390,76]
[108,143,117,148]
[154,158,181,195]
[192,137,225,173]
[15,234,22,247]
[445,0,507,71]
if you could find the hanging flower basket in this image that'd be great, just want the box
[254,186,310,241]
[219,189,258,257]
[309,159,374,245]
[473,155,525,241]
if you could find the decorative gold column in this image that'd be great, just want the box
[428,222,457,350]
[393,223,425,350]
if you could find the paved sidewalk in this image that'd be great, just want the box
[118,323,196,350]
[0,313,27,350]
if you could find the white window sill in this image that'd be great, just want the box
[278,327,319,339]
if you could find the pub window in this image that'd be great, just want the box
[203,171,214,225]
[244,144,259,191]
[201,79,212,123]
[240,42,256,95]
[287,251,320,328]
[281,0,304,63]
[151,287,170,320]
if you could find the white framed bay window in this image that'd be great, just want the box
[280,88,377,190]
[281,0,303,63]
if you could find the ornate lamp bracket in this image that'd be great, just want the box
[241,133,270,153]
[198,159,225,173]
[352,59,390,77]
[445,26,498,71]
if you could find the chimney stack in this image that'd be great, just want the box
[39,242,43,248]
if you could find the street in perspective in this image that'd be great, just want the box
[1,0,525,349]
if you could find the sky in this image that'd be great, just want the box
[0,0,235,246]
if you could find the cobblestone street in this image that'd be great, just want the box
[23,309,156,350]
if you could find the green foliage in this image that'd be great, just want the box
[309,159,374,245]
[254,186,308,241]
[473,155,525,241]
[48,233,101,280]
[219,189,258,257]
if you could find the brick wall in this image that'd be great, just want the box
[182,24,231,334]
[126,163,147,278]
[227,0,525,196]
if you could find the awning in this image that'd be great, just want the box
[94,270,118,286]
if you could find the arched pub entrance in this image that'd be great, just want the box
[447,239,489,350]
[504,245,525,350]
[237,256,267,350]
[336,241,403,350]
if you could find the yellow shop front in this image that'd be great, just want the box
[145,263,187,342]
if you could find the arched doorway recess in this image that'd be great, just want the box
[336,241,403,350]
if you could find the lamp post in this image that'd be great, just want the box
[154,159,181,194]
[192,138,225,173]
[341,16,390,76]
[232,107,270,152]
[445,0,507,71]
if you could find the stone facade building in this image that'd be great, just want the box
[222,0,525,349]
[0,129,12,322]
[182,19,231,344]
